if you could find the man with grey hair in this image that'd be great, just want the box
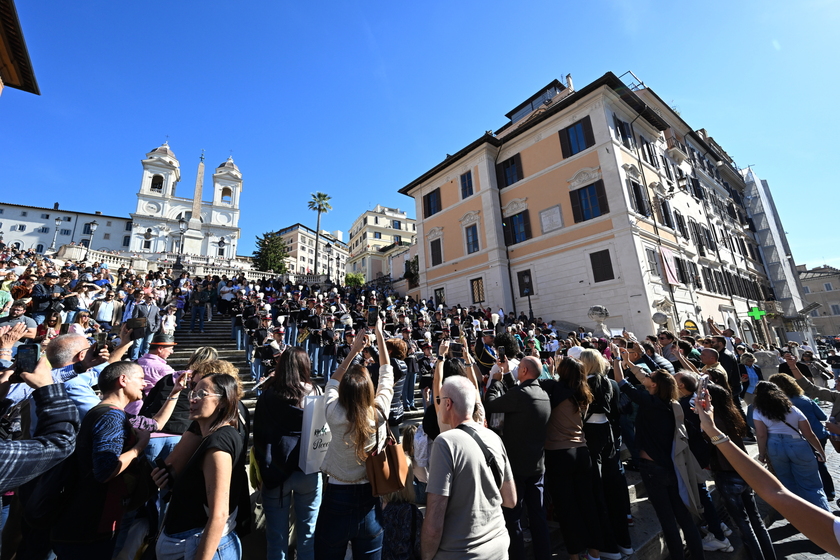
[422,375,516,560]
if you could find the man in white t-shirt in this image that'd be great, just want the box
[422,376,516,560]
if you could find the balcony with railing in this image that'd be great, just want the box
[666,136,688,163]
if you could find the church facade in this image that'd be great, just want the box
[129,142,243,259]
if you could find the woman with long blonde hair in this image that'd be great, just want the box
[579,349,634,557]
[315,319,392,559]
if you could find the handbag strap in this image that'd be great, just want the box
[781,419,807,441]
[455,423,503,488]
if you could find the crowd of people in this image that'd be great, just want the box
[1,249,840,560]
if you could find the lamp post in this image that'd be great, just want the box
[84,220,99,260]
[173,217,188,271]
[49,217,62,252]
[325,243,333,283]
[521,271,534,323]
[335,254,341,285]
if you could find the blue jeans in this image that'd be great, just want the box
[144,435,181,463]
[251,359,265,383]
[31,312,48,326]
[319,353,337,378]
[307,342,321,376]
[131,332,154,361]
[0,497,10,558]
[285,323,298,346]
[190,306,206,332]
[156,527,240,560]
[263,471,322,560]
[767,432,830,511]
[64,310,78,325]
[315,483,383,560]
[401,368,416,409]
[713,471,777,560]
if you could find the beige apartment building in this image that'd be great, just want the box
[798,265,840,336]
[347,205,416,283]
[277,223,348,284]
[398,71,800,343]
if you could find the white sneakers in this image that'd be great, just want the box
[702,533,734,552]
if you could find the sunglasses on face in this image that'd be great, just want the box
[435,396,452,405]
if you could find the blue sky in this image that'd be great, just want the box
[1,0,838,268]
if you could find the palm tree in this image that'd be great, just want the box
[308,191,332,276]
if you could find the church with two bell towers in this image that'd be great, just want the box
[130,142,243,259]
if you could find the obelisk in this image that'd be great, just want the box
[182,151,206,255]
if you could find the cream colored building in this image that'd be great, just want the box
[347,205,416,283]
[798,265,840,336]
[277,223,347,283]
[399,71,804,343]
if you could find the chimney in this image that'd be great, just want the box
[566,73,574,91]
[53,202,59,210]
[95,211,102,215]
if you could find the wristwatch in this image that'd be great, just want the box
[709,434,730,446]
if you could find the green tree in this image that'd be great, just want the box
[345,272,365,288]
[252,231,289,273]
[308,192,332,276]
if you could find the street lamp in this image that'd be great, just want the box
[521,271,534,323]
[48,217,62,252]
[173,217,188,270]
[325,243,333,283]
[85,220,99,260]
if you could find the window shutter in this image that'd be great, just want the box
[581,116,595,148]
[495,162,506,189]
[613,114,622,143]
[626,180,638,213]
[594,180,609,214]
[502,219,514,246]
[590,250,615,282]
[570,190,583,223]
[423,194,430,218]
[558,129,571,159]
[522,210,532,240]
[513,153,523,182]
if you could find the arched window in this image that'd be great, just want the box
[36,244,44,253]
[12,242,21,250]
[151,175,164,192]
[221,187,232,203]
[80,239,89,248]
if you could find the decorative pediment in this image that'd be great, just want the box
[426,226,444,240]
[502,198,528,218]
[567,166,602,189]
[649,181,665,194]
[459,210,481,227]
[622,163,641,180]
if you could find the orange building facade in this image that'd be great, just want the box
[400,72,776,341]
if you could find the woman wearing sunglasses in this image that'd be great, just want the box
[152,368,245,560]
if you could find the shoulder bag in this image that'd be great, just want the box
[365,407,408,496]
[782,419,824,461]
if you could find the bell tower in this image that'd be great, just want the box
[139,141,180,198]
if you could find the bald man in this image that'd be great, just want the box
[484,356,552,560]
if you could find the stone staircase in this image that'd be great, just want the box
[168,313,426,427]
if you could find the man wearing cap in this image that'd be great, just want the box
[306,302,325,376]
[131,292,161,361]
[127,333,177,415]
[475,330,498,378]
[320,315,339,378]
[30,271,69,325]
